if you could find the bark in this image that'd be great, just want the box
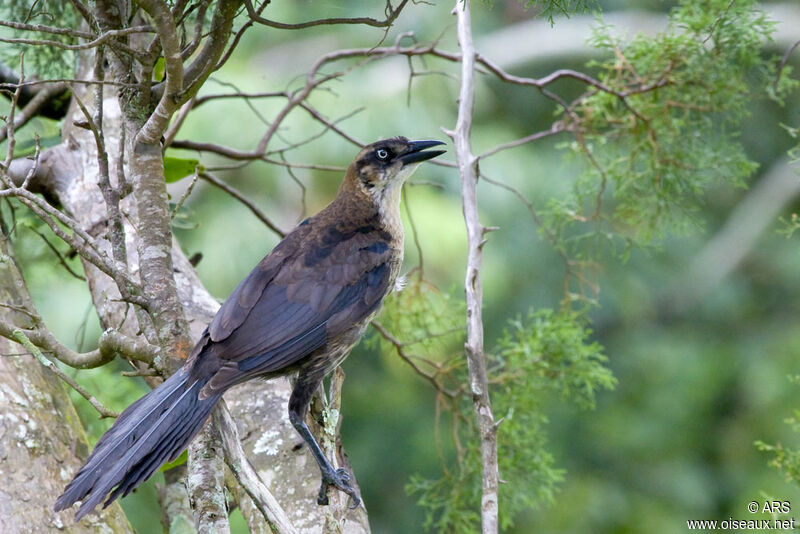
[188,424,230,533]
[447,1,499,533]
[2,25,370,534]
[0,233,132,533]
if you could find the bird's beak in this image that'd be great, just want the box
[400,140,446,165]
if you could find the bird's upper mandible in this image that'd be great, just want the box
[350,137,446,192]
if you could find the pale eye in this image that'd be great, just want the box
[376,148,389,160]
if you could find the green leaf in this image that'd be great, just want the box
[158,450,188,472]
[153,57,165,82]
[163,156,202,183]
[14,135,62,158]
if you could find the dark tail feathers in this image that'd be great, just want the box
[55,368,222,520]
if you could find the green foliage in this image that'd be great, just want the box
[757,439,800,486]
[758,375,800,487]
[547,0,791,261]
[163,155,203,183]
[159,450,188,472]
[12,134,61,157]
[405,307,615,532]
[0,1,78,79]
[373,277,464,359]
[516,0,597,23]
[778,213,800,239]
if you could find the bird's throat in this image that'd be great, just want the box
[375,179,404,238]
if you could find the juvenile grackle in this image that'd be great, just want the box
[55,137,445,520]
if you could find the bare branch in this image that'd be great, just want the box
[0,82,68,143]
[11,329,120,418]
[2,54,25,172]
[477,123,566,160]
[171,170,199,220]
[192,90,287,108]
[0,318,159,369]
[23,216,85,281]
[214,403,298,534]
[172,140,345,172]
[216,0,268,70]
[136,0,186,144]
[243,0,410,30]
[775,38,800,94]
[0,26,148,57]
[174,0,240,107]
[0,186,148,308]
[199,171,286,237]
[445,2,499,532]
[179,0,211,61]
[371,321,457,397]
[187,424,230,534]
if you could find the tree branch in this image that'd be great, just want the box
[199,171,286,237]
[444,2,498,532]
[136,0,186,145]
[11,329,120,418]
[0,81,68,142]
[188,423,230,533]
[243,0,409,30]
[214,402,298,534]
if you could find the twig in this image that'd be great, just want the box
[478,123,566,160]
[170,140,346,172]
[24,224,85,280]
[179,0,210,61]
[2,54,25,172]
[371,321,457,398]
[11,329,119,418]
[0,82,68,143]
[0,27,146,57]
[163,95,196,150]
[775,38,800,94]
[243,0,409,30]
[192,90,286,108]
[402,186,425,277]
[199,172,286,237]
[170,169,199,220]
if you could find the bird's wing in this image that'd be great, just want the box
[199,221,395,394]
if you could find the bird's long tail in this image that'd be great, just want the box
[55,368,222,520]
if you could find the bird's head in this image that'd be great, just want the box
[349,137,445,201]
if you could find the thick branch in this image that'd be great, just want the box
[214,403,297,534]
[11,329,120,418]
[136,0,186,144]
[0,321,159,369]
[187,423,231,533]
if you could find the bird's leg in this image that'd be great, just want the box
[288,372,361,508]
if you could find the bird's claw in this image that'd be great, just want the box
[318,467,361,509]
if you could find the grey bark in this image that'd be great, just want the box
[0,233,133,533]
[2,34,369,534]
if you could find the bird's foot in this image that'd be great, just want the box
[318,467,361,509]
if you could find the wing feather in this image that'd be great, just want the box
[200,219,396,394]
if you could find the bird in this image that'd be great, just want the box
[54,137,446,520]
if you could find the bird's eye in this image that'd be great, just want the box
[376,148,389,160]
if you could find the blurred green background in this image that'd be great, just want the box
[7,0,800,532]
